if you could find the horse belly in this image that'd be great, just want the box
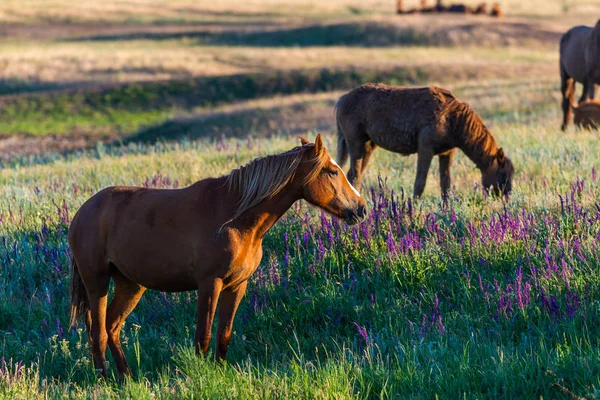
[367,126,418,155]
[107,234,202,292]
[114,256,199,292]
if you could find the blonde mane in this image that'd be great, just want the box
[442,98,499,169]
[225,144,327,223]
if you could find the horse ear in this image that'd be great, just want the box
[299,136,309,146]
[314,134,323,154]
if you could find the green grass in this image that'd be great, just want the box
[1,109,600,398]
[0,67,429,136]
[0,65,560,138]
[1,1,600,397]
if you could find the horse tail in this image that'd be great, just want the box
[69,255,89,329]
[335,95,349,167]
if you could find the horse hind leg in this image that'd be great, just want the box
[347,153,363,190]
[345,132,370,190]
[106,270,146,376]
[361,141,377,173]
[82,267,111,377]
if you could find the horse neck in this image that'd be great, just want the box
[232,183,300,240]
[456,126,498,171]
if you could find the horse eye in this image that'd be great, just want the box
[325,169,338,176]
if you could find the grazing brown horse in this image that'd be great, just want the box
[560,20,600,130]
[336,84,514,199]
[573,100,600,129]
[68,135,366,377]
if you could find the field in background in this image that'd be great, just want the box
[0,0,596,158]
[1,1,600,399]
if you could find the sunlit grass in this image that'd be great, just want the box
[1,1,600,397]
[1,111,600,398]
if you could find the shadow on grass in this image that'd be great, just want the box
[0,65,428,165]
[67,21,431,47]
[124,99,336,144]
[65,19,561,48]
[0,79,69,95]
[0,66,427,122]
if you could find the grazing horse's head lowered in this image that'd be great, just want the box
[298,135,366,225]
[481,148,514,197]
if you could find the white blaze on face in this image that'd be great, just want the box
[329,156,361,198]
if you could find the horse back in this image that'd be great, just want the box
[336,84,454,154]
[68,179,233,290]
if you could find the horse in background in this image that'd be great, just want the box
[573,100,600,130]
[560,20,600,130]
[335,84,514,199]
[68,135,366,377]
[397,0,501,16]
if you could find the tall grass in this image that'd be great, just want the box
[1,111,599,398]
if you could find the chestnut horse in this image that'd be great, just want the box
[68,135,366,377]
[336,84,514,198]
[560,20,600,130]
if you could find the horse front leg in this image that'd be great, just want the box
[579,80,590,104]
[560,68,575,131]
[438,149,456,201]
[216,281,248,361]
[413,147,434,199]
[195,279,223,356]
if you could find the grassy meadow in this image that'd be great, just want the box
[1,0,600,398]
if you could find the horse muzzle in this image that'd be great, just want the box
[343,204,367,225]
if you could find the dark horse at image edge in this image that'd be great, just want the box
[560,19,600,130]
